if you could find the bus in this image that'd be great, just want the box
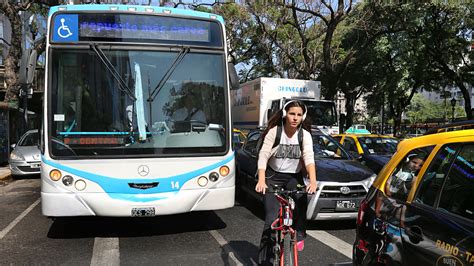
[40,4,237,217]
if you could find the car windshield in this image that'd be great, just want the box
[312,134,349,159]
[19,132,38,146]
[50,49,227,157]
[358,137,398,154]
[303,101,337,126]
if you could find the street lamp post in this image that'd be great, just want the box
[450,97,456,123]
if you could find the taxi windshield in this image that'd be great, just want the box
[359,137,398,154]
[312,134,349,159]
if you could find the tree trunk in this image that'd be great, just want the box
[393,112,402,137]
[455,80,472,120]
[344,92,355,130]
[1,3,23,108]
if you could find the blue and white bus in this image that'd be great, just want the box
[40,4,237,217]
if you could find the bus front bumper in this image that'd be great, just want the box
[41,186,235,217]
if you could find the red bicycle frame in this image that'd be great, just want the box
[270,192,299,266]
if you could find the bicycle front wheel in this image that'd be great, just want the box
[283,233,296,266]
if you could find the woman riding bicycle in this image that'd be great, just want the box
[255,100,318,265]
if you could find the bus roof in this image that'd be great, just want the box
[49,4,224,24]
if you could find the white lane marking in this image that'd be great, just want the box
[0,198,40,240]
[306,230,352,259]
[209,230,244,266]
[91,237,120,266]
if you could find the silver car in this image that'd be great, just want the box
[9,130,41,176]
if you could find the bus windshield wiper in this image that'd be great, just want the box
[90,44,136,101]
[148,47,190,102]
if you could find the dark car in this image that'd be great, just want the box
[333,134,399,174]
[353,123,474,265]
[236,129,376,220]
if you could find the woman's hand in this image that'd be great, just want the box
[306,181,318,194]
[255,180,268,194]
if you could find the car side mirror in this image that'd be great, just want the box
[249,147,258,157]
[406,226,423,244]
[349,151,361,159]
[233,142,243,150]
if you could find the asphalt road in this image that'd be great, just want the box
[0,177,355,265]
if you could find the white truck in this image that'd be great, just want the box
[231,77,339,134]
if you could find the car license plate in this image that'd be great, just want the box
[336,200,356,211]
[30,163,40,168]
[131,207,155,217]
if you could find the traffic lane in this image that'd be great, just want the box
[0,178,238,265]
[0,179,354,265]
[119,211,231,265]
[0,198,94,265]
[214,194,352,265]
[307,220,356,245]
[0,178,40,231]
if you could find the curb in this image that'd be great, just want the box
[0,167,11,181]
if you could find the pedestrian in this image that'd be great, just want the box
[255,100,318,265]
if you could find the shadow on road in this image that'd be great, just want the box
[220,240,258,266]
[47,211,227,239]
[235,190,265,220]
[11,173,41,180]
[307,220,356,230]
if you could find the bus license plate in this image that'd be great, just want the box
[131,207,155,217]
[336,200,356,211]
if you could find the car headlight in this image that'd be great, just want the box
[362,174,377,189]
[10,152,25,161]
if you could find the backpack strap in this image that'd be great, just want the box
[272,125,282,149]
[298,128,304,154]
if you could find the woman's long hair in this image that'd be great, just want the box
[261,100,311,139]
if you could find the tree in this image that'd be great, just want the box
[0,0,53,110]
[418,2,473,119]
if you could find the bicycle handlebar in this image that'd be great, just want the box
[267,184,319,195]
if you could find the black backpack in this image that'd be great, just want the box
[255,125,304,160]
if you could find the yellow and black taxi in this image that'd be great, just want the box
[232,128,247,150]
[332,133,399,174]
[353,121,474,265]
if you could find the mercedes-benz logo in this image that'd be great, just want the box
[138,165,150,176]
[340,186,351,194]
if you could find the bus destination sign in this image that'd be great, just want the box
[52,13,221,46]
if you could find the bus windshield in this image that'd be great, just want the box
[49,48,227,157]
[303,101,337,126]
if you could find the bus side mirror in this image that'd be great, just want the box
[19,49,30,85]
[19,49,37,86]
[26,50,38,85]
[228,63,239,90]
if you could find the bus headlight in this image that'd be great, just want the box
[75,179,86,191]
[209,172,219,182]
[62,175,74,186]
[198,176,208,187]
[49,169,62,181]
[219,166,230,177]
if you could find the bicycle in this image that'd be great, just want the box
[268,184,310,266]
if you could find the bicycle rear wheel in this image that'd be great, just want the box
[273,230,281,266]
[283,233,296,266]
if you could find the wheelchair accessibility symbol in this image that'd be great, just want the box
[57,18,73,38]
[53,14,78,42]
